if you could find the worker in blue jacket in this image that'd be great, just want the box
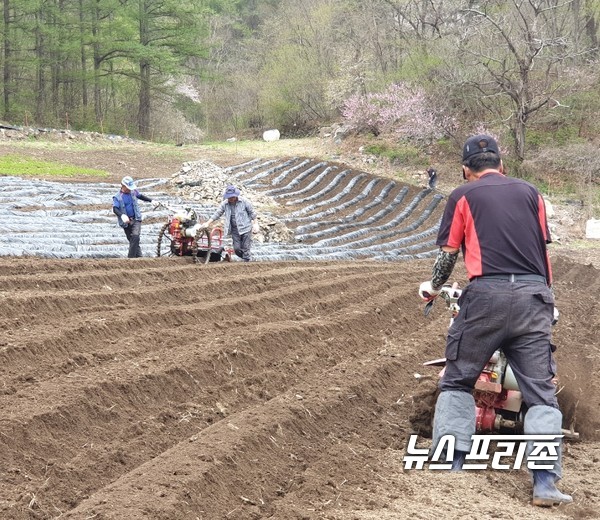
[112,176,153,258]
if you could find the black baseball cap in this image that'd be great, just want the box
[462,134,500,162]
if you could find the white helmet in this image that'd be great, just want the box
[121,176,136,191]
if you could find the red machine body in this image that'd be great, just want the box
[156,206,233,262]
[433,350,525,433]
[167,214,192,256]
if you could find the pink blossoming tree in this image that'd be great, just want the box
[341,83,449,139]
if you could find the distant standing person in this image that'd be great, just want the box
[427,167,438,189]
[204,185,259,262]
[112,176,153,258]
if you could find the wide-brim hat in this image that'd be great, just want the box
[121,176,137,191]
[223,185,241,199]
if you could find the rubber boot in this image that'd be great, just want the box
[532,469,573,507]
[451,450,467,472]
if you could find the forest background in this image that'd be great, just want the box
[1,0,600,217]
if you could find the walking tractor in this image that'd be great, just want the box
[155,204,232,263]
[423,283,579,440]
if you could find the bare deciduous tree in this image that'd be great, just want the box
[453,0,597,160]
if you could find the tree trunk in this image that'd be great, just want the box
[137,0,150,138]
[513,114,526,162]
[585,0,599,53]
[49,4,59,123]
[138,60,150,137]
[92,4,101,123]
[3,0,10,119]
[35,10,45,123]
[79,0,88,112]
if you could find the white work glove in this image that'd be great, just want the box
[252,222,260,234]
[552,307,559,326]
[121,215,130,225]
[418,281,441,302]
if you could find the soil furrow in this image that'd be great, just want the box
[1,275,427,418]
[0,264,417,375]
[60,354,416,520]
[0,285,431,518]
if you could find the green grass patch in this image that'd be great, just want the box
[526,127,586,149]
[0,154,108,178]
[363,142,427,166]
[515,170,552,195]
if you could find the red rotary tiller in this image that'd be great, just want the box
[155,204,232,263]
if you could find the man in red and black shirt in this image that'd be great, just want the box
[418,135,571,506]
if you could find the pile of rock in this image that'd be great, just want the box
[168,159,232,204]
[255,217,296,244]
[168,159,295,244]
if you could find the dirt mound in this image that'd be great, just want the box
[0,254,598,520]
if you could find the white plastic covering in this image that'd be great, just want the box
[0,157,442,261]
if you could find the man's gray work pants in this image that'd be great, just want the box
[124,220,142,258]
[232,228,252,262]
[432,278,564,478]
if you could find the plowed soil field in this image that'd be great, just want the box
[1,254,599,520]
[0,140,599,520]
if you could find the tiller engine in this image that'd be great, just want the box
[156,205,232,263]
[425,347,525,433]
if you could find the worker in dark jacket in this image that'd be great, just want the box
[112,176,153,258]
[204,185,259,262]
[427,167,438,189]
[418,135,571,506]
